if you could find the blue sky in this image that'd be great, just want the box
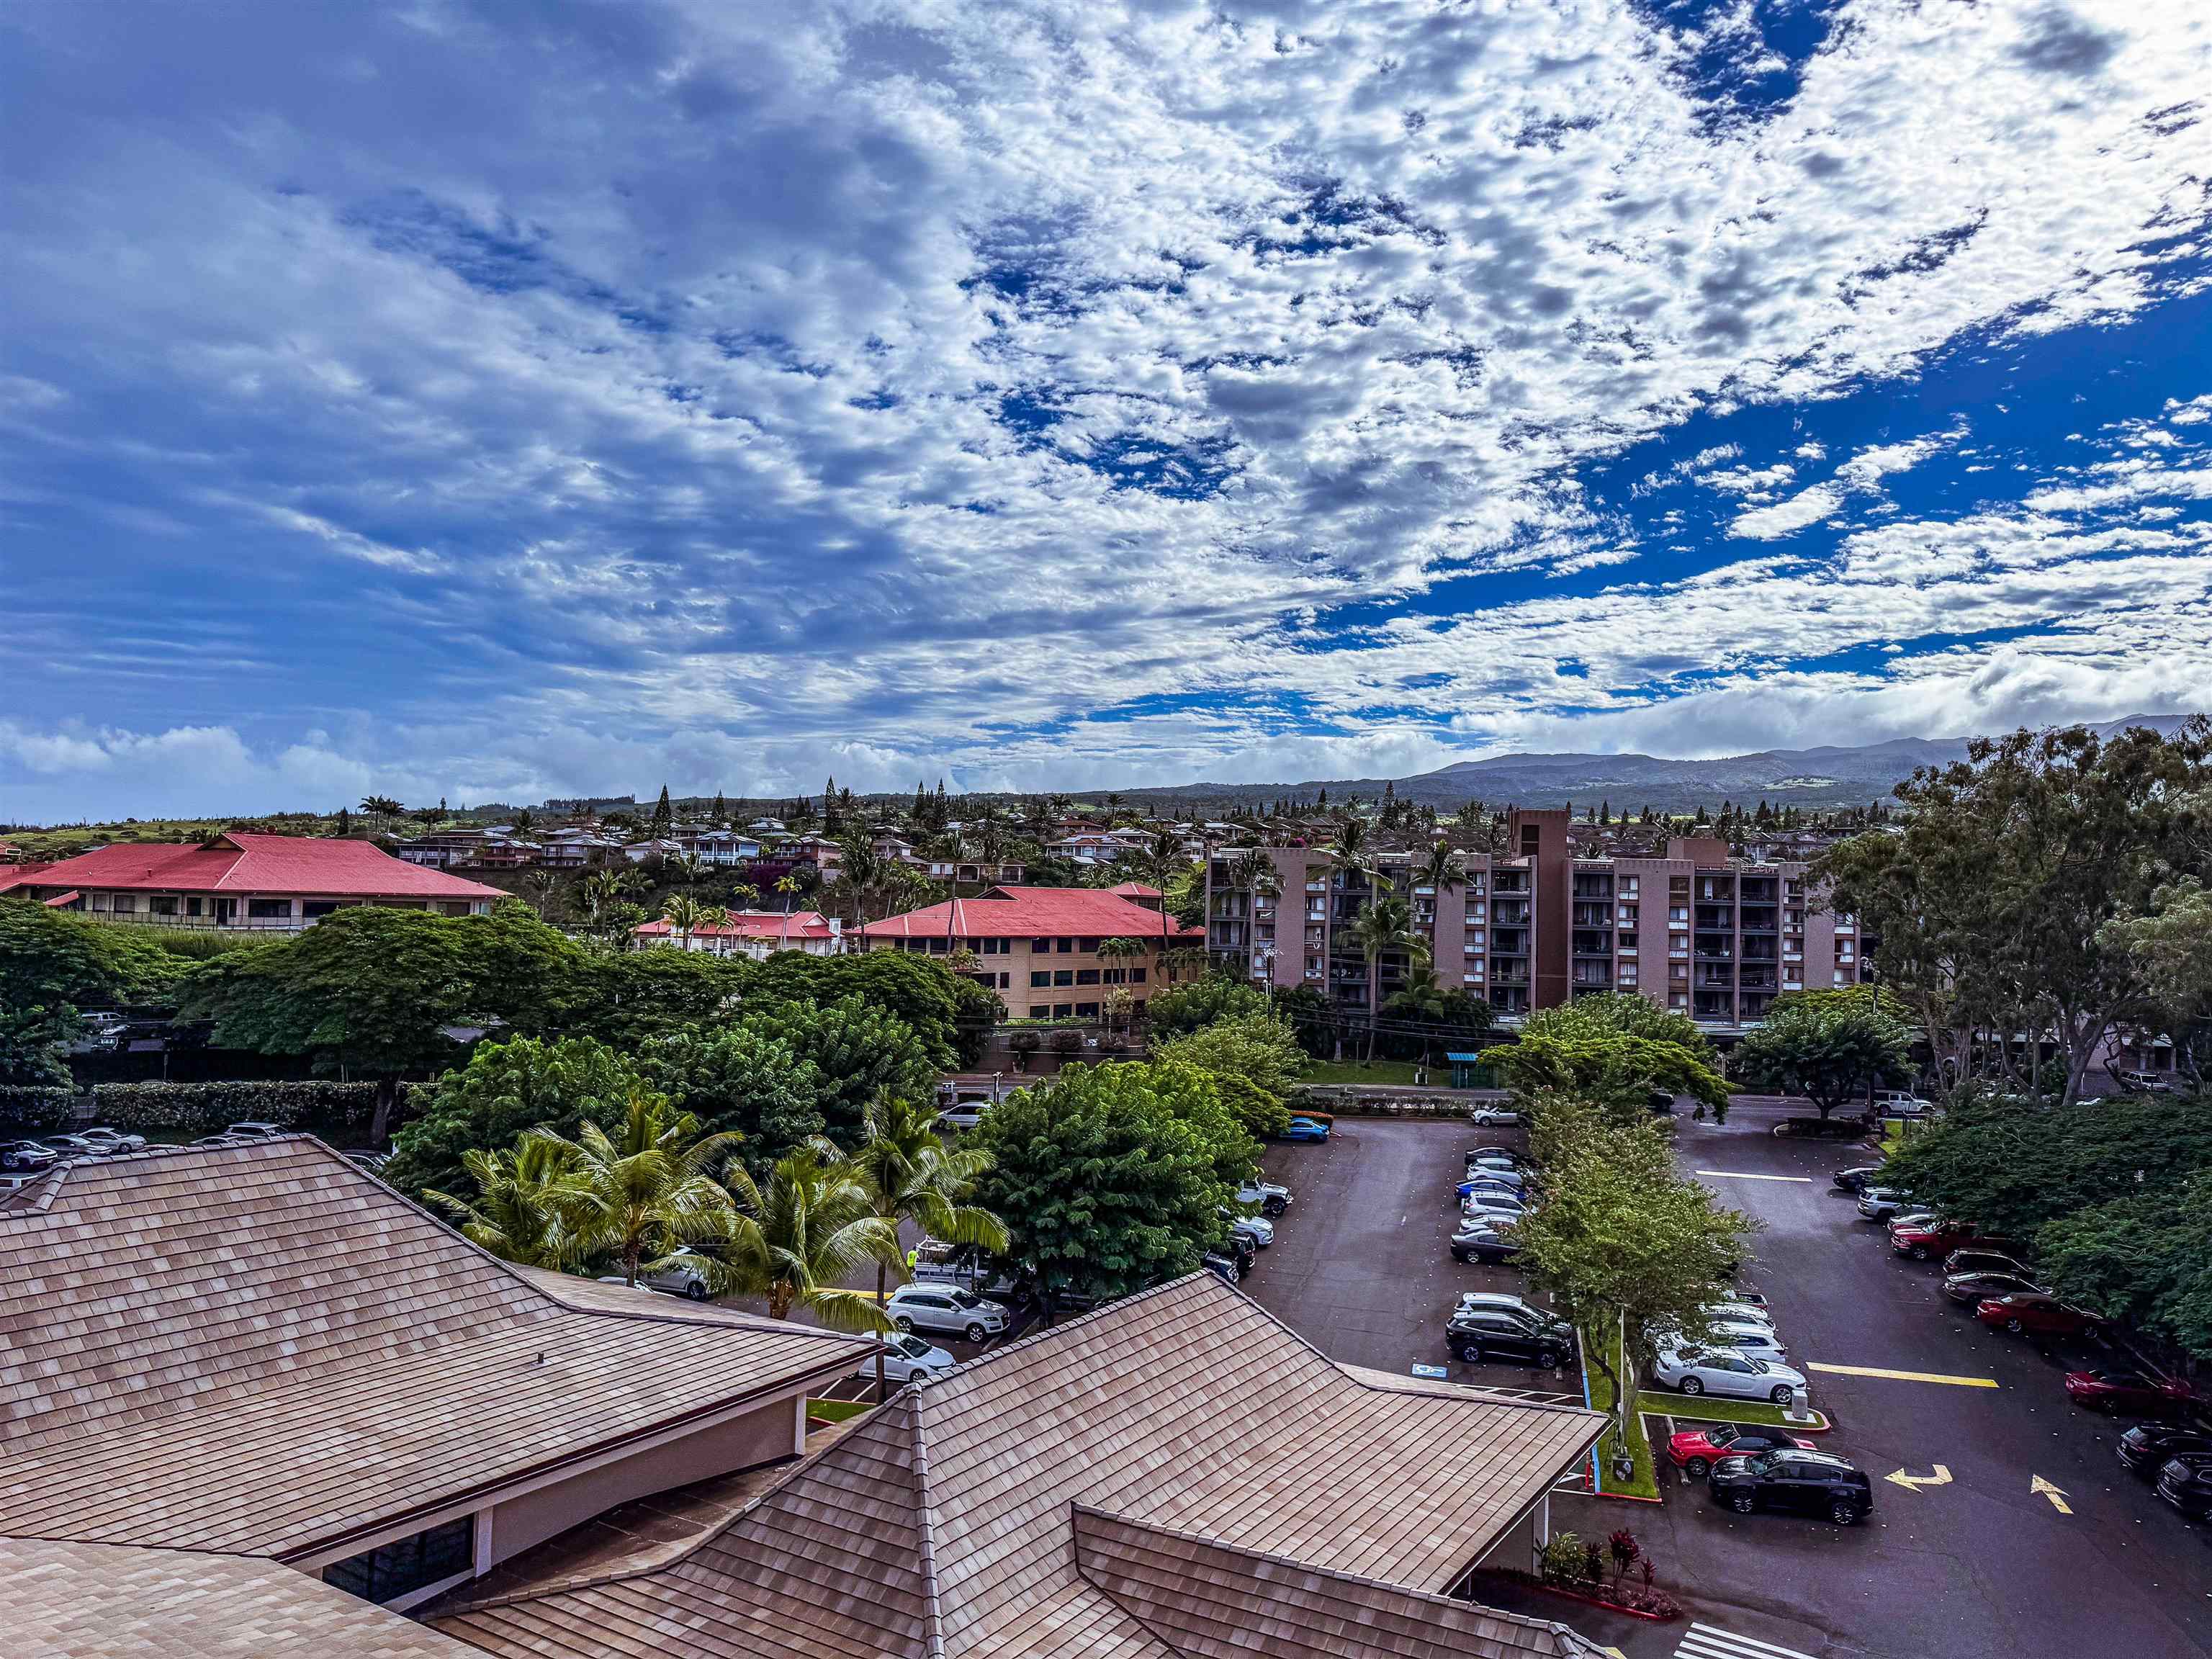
[2,0,2208,819]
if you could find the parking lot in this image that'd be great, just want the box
[1237,1110,2212,1659]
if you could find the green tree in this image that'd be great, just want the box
[749,950,996,1069]
[423,1136,588,1271]
[637,1021,826,1172]
[853,1094,1007,1398]
[971,1062,1235,1311]
[560,948,747,1049]
[1347,889,1424,1061]
[384,1035,650,1200]
[1484,992,1728,1120]
[534,1095,748,1287]
[0,1002,76,1087]
[1380,966,1493,1067]
[2036,1174,2212,1359]
[1514,1097,1758,1457]
[1145,973,1266,1036]
[765,994,937,1147]
[1153,1012,1307,1139]
[2102,878,2212,1081]
[1729,988,1913,1118]
[735,1143,901,1330]
[0,899,187,1010]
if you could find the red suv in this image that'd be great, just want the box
[1975,1293,2103,1340]
[1889,1220,2020,1262]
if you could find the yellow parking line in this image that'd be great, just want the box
[1807,1362,1998,1388]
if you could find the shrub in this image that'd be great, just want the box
[1051,1027,1084,1054]
[1539,1532,1586,1587]
[0,1085,76,1133]
[93,1080,381,1136]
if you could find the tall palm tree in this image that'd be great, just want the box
[1140,826,1192,975]
[1095,937,1146,1024]
[423,1137,588,1271]
[834,834,885,925]
[580,868,626,922]
[773,872,801,950]
[511,808,536,837]
[853,1097,1006,1399]
[1349,890,1426,1063]
[660,891,711,950]
[732,1143,901,1331]
[532,1096,750,1287]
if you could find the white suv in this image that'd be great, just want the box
[598,1248,716,1301]
[886,1285,1010,1343]
[857,1331,956,1385]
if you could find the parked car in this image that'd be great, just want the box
[1856,1188,1917,1221]
[886,1285,1012,1344]
[38,1133,131,1160]
[1667,1421,1816,1478]
[1457,1176,1524,1203]
[632,1248,716,1300]
[856,1331,956,1385]
[1773,1115,1871,1140]
[1467,1105,1522,1127]
[909,1240,1022,1299]
[223,1122,287,1141]
[1237,1179,1291,1217]
[1202,1250,1243,1285]
[1890,1220,2025,1262]
[1460,1190,1528,1220]
[1831,1166,1883,1193]
[1719,1284,1772,1310]
[1455,1290,1557,1323]
[2118,1425,2212,1478]
[1653,1345,1808,1406]
[1213,1233,1256,1276]
[76,1127,148,1154]
[2064,1367,2200,1418]
[2154,1454,2212,1519]
[1278,1115,1330,1143]
[1449,1218,1522,1264]
[1974,1293,2103,1339]
[1943,1248,2033,1279]
[1446,1304,1574,1370]
[1872,1090,1933,1117]
[1708,1450,1874,1525]
[1466,1144,1524,1164]
[1941,1270,2043,1307]
[1220,1208,1274,1249]
[1460,1161,1527,1189]
[1699,1301,1777,1330]
[0,1141,58,1172]
[937,1100,992,1131]
[1660,1320,1789,1363]
[2116,1069,2177,1095]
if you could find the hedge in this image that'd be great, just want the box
[0,1081,384,1138]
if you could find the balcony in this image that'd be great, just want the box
[1571,902,1612,929]
[1571,876,1614,899]
[1493,901,1531,926]
[1693,937,1734,961]
[1571,966,1613,987]
[1694,906,1733,932]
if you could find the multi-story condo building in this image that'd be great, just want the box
[1205,809,1861,1034]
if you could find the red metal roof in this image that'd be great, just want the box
[634,909,837,941]
[858,886,1202,940]
[12,834,505,901]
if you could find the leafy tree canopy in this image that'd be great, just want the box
[1153,1012,1308,1139]
[2036,1173,2212,1359]
[749,950,997,1069]
[1144,974,1266,1036]
[1730,986,1913,1117]
[759,993,936,1147]
[0,1001,77,1087]
[1485,992,1728,1118]
[971,1061,1236,1307]
[0,900,188,1010]
[385,1034,652,1201]
[638,1020,826,1173]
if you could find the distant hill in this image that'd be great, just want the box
[1123,714,2198,815]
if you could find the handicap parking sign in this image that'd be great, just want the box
[1411,1363,1449,1380]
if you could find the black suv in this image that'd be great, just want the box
[1446,1306,1574,1370]
[1708,1450,1874,1526]
[2155,1453,2212,1519]
[2118,1424,2212,1478]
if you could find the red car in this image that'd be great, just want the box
[1889,1220,2021,1262]
[1664,1420,1815,1478]
[2064,1367,2199,1417]
[1975,1293,2103,1339]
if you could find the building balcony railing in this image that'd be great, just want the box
[82,909,314,932]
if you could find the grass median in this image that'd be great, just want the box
[1580,1327,1660,1500]
[1632,1390,1831,1431]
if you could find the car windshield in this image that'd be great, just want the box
[896,1335,930,1357]
[949,1290,982,1308]
[1745,1452,1781,1474]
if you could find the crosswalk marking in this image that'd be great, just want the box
[1676,1622,1818,1659]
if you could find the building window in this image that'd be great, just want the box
[184,896,203,917]
[1130,967,1146,984]
[1030,1005,1049,1018]
[997,973,1011,989]
[109,895,138,914]
[1030,971,1051,988]
[1079,937,1100,951]
[247,899,290,920]
[149,896,179,916]
[1053,970,1074,987]
[1053,1002,1073,1018]
[324,1516,474,1606]
[1056,938,1075,953]
[1074,1002,1099,1018]
[1034,938,1053,952]
[1075,968,1100,985]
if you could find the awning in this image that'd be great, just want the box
[41,890,80,907]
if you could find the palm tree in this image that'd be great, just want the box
[668,850,709,888]
[511,808,536,837]
[833,834,885,925]
[732,1143,902,1331]
[773,873,801,951]
[1324,812,1374,886]
[526,868,558,918]
[1380,964,1465,1071]
[532,1096,750,1287]
[1140,826,1192,976]
[853,1097,1007,1399]
[423,1137,587,1271]
[580,868,626,923]
[660,892,712,950]
[1349,890,1426,1063]
[1095,937,1146,1025]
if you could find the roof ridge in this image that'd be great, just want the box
[925,1272,1218,1388]
[910,1385,950,1659]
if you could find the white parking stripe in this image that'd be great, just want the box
[1676,1622,1819,1659]
[1694,1171,1814,1182]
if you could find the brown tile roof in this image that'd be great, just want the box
[0,1139,869,1562]
[431,1275,1606,1659]
[0,1537,480,1659]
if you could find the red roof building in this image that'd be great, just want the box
[4,832,505,932]
[632,909,842,959]
[859,886,1201,1020]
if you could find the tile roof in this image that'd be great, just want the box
[430,1276,1605,1659]
[10,834,505,900]
[0,1140,868,1563]
[858,886,1202,942]
[1,1537,480,1659]
[634,909,836,941]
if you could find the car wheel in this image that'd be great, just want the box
[1770,1385,1794,1406]
[1678,1376,1704,1395]
[1534,1347,1561,1370]
[1830,1499,1859,1526]
[1730,1490,1755,1514]
[683,1281,710,1301]
[1910,1245,1930,1261]
[1264,1199,1286,1217]
[1684,1456,1711,1478]
[1451,1249,1471,1264]
[1455,1341,1482,1363]
[964,1322,988,1344]
[894,1316,914,1334]
[2005,1316,2024,1335]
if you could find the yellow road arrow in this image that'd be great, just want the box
[2031,1474,2072,1515]
[1884,1463,1953,1491]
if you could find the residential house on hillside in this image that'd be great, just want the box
[0,1138,870,1630]
[860,886,1202,1020]
[633,909,843,958]
[1,833,505,932]
[428,1274,1608,1659]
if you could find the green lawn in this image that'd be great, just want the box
[805,1398,871,1423]
[1633,1390,1830,1431]
[1301,1059,1425,1085]
[1580,1328,1660,1500]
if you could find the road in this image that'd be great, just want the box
[1625,1101,2212,1659]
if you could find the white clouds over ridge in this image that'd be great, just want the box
[0,0,2208,814]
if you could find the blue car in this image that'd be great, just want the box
[1280,1116,1331,1142]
